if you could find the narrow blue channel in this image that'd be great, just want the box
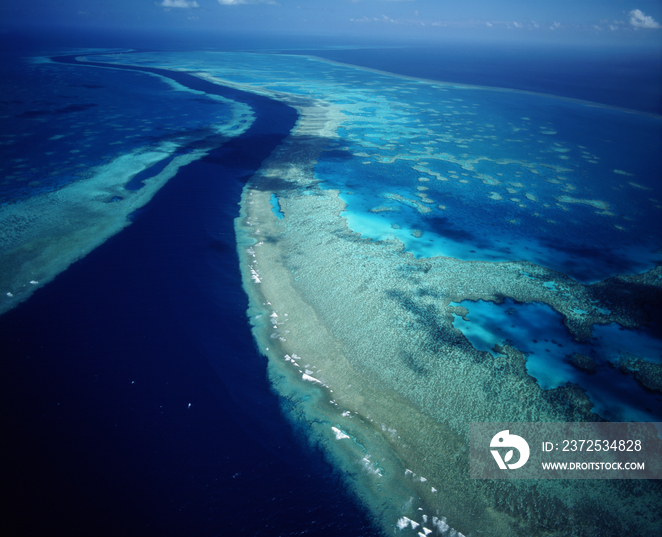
[1,53,378,537]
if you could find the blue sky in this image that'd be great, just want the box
[2,0,662,46]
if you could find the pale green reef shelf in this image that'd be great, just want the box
[10,51,662,536]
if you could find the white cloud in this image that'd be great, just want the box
[512,21,522,28]
[161,0,199,7]
[218,0,278,4]
[629,9,661,29]
[550,21,561,30]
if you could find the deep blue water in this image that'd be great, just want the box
[1,48,378,536]
[293,43,662,115]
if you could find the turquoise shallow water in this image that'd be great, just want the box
[314,89,662,284]
[451,299,662,422]
[270,193,285,219]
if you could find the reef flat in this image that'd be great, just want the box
[234,126,662,537]
[1,144,212,313]
[21,51,662,536]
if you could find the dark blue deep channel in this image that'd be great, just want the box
[1,57,378,537]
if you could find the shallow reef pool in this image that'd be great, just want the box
[452,298,662,422]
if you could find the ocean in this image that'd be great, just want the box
[1,31,661,536]
[289,43,662,116]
